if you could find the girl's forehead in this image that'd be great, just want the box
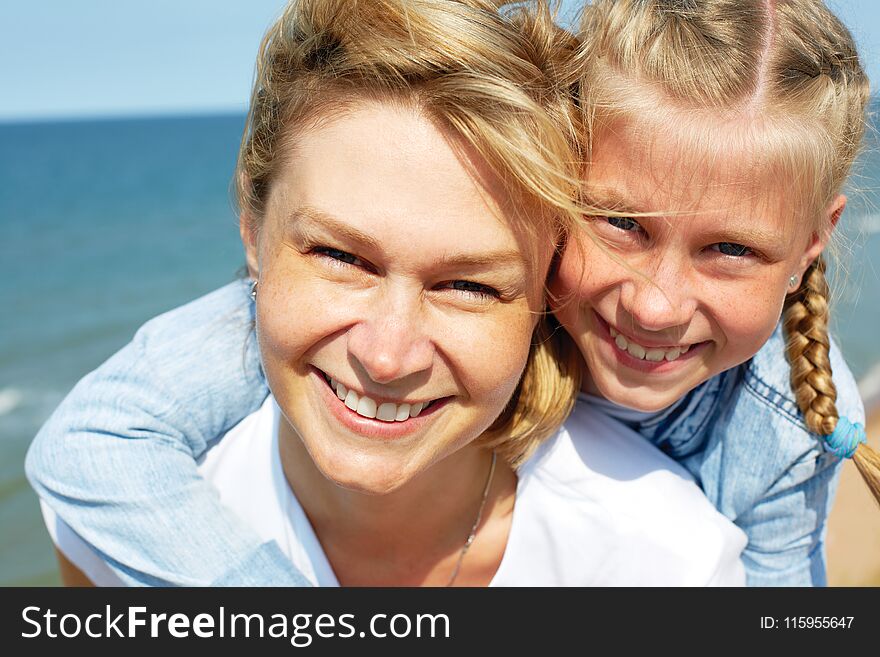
[587,111,814,223]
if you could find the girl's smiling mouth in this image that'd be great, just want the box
[593,311,709,372]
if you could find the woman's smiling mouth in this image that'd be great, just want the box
[314,367,445,428]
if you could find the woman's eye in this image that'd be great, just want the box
[312,246,366,268]
[712,242,753,257]
[443,280,500,300]
[606,216,642,232]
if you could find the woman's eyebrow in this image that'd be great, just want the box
[287,206,381,251]
[287,205,527,271]
[582,186,642,214]
[432,251,528,271]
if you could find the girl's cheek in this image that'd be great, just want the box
[704,287,784,361]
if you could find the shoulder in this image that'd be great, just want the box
[743,322,864,432]
[504,401,746,586]
[675,323,858,518]
[108,280,265,422]
[133,279,256,360]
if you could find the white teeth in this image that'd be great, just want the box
[395,404,411,421]
[376,402,397,422]
[626,342,646,359]
[357,396,377,419]
[325,375,431,422]
[607,328,692,363]
[645,349,666,362]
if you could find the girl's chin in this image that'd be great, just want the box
[590,372,687,412]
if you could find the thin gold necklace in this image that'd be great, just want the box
[446,451,497,587]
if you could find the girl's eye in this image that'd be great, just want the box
[712,242,753,257]
[312,246,368,268]
[442,280,500,300]
[606,216,642,232]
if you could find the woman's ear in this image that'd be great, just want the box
[796,194,846,275]
[240,211,260,279]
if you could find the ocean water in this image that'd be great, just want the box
[2,104,879,586]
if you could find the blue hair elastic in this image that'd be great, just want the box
[824,416,867,459]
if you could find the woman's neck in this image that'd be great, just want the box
[278,420,516,586]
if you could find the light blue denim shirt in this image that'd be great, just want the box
[26,280,864,586]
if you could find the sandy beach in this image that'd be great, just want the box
[826,404,880,586]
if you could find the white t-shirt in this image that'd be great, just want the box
[42,396,747,586]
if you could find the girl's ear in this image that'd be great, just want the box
[826,194,847,230]
[796,194,846,275]
[240,211,260,279]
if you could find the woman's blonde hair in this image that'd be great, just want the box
[581,0,880,502]
[237,0,585,466]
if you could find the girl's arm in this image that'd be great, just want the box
[732,448,842,586]
[646,324,862,586]
[56,549,95,588]
[697,326,862,586]
[26,280,310,586]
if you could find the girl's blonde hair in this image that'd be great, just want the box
[237,0,584,466]
[582,0,880,502]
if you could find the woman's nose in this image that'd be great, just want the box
[346,288,434,385]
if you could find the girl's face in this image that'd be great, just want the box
[244,101,552,494]
[551,119,840,412]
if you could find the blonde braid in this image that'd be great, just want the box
[783,257,837,435]
[784,257,880,505]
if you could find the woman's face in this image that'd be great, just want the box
[551,119,835,412]
[245,101,552,494]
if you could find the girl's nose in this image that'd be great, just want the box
[619,258,698,333]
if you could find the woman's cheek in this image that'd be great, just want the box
[438,304,536,406]
[256,275,350,363]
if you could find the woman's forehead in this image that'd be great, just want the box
[266,102,554,272]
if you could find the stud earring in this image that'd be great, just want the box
[249,280,258,301]
[788,275,799,289]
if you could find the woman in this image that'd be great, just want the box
[35,0,745,586]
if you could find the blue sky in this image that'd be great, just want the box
[1,0,877,121]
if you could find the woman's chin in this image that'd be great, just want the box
[313,455,418,497]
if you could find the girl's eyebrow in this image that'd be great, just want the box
[706,225,785,252]
[584,188,787,244]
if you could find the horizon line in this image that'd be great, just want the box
[2,91,878,127]
[0,107,249,127]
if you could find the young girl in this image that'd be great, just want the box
[27,0,876,586]
[551,0,880,584]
